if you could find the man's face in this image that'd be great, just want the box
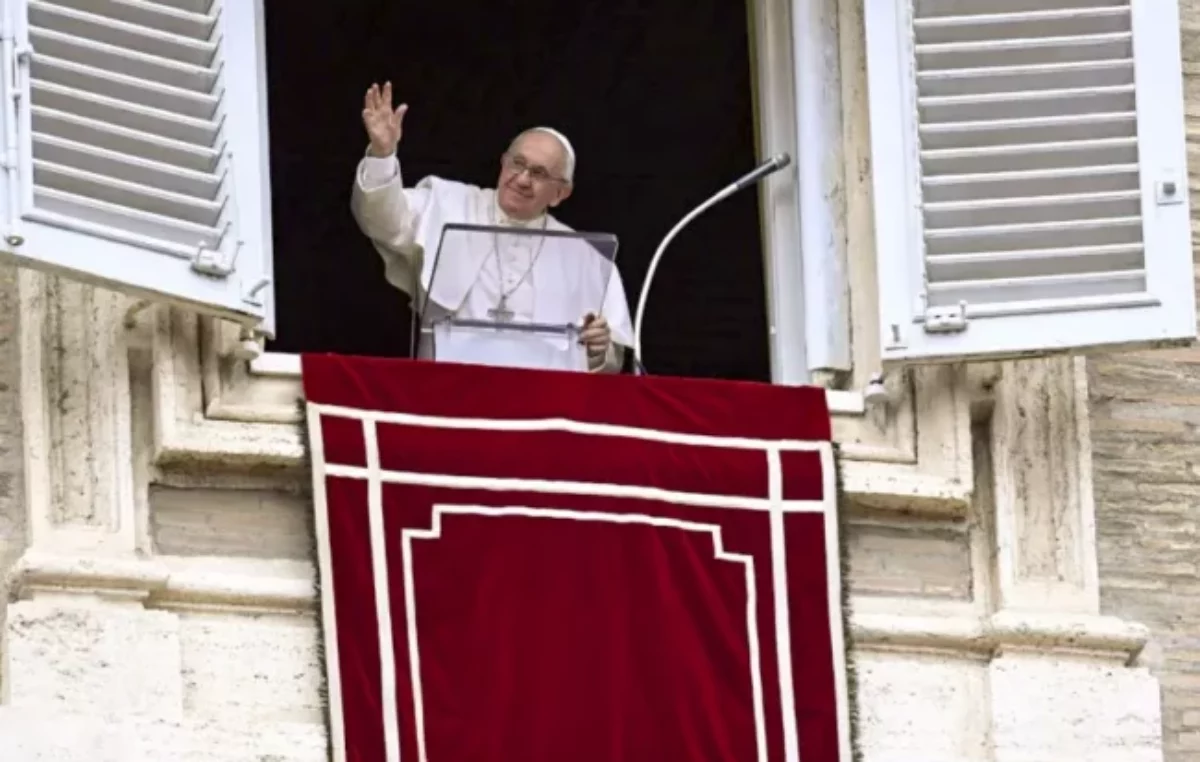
[496,132,573,220]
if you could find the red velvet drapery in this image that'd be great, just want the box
[304,356,848,762]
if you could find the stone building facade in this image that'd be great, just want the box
[0,1,1197,761]
[1087,4,1200,760]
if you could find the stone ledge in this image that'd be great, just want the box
[0,709,327,762]
[853,609,1150,663]
[7,552,316,614]
[9,554,1148,666]
[154,413,974,516]
[152,557,316,614]
[6,551,170,601]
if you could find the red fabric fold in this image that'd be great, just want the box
[302,354,832,442]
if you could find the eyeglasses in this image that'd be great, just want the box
[502,153,567,184]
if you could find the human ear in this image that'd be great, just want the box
[551,184,573,207]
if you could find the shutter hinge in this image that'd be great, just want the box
[191,239,239,276]
[10,43,28,95]
[923,301,968,334]
[242,276,270,306]
[192,152,241,276]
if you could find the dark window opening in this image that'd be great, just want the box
[263,0,770,381]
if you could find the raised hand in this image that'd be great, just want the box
[362,81,407,158]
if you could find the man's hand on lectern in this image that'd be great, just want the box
[363,81,407,158]
[580,313,612,360]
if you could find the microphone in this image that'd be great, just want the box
[731,153,793,193]
[631,153,792,375]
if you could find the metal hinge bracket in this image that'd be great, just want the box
[923,301,968,334]
[191,245,233,277]
[242,276,271,306]
[191,220,238,277]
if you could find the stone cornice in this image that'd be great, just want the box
[7,551,316,615]
[852,610,1149,663]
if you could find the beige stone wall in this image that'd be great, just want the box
[0,264,25,692]
[1088,5,1200,761]
[1090,350,1200,762]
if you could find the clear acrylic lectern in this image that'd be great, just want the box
[415,223,620,373]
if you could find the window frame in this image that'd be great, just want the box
[249,0,854,394]
[144,0,974,516]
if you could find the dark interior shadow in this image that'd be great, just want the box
[263,0,770,381]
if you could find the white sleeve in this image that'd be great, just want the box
[359,154,400,190]
[350,153,430,297]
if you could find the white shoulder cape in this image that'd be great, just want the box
[401,177,633,345]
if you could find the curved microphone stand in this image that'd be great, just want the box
[631,153,792,375]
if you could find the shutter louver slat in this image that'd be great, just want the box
[915,8,1132,43]
[28,2,216,66]
[919,85,1136,122]
[923,142,1138,176]
[36,133,221,198]
[921,113,1138,150]
[34,160,223,223]
[27,0,226,257]
[920,59,1135,97]
[31,27,218,92]
[33,106,220,173]
[927,269,1146,306]
[918,0,1129,15]
[147,0,214,16]
[34,186,223,247]
[923,165,1141,202]
[32,57,218,120]
[927,242,1145,280]
[925,217,1143,255]
[924,189,1141,228]
[42,0,216,40]
[32,81,221,146]
[913,2,1147,318]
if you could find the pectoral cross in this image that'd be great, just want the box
[487,296,514,322]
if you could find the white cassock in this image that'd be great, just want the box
[350,154,634,373]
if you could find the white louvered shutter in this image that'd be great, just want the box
[865,0,1195,364]
[0,0,274,328]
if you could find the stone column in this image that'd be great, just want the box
[990,355,1099,614]
[1,273,182,750]
[985,356,1162,762]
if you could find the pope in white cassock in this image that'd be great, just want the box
[351,82,634,373]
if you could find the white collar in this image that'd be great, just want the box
[493,193,546,229]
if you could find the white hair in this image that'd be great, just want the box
[513,126,576,183]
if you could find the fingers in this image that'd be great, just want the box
[364,82,396,112]
[584,337,609,355]
[579,324,611,345]
[392,103,408,130]
[578,314,609,340]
